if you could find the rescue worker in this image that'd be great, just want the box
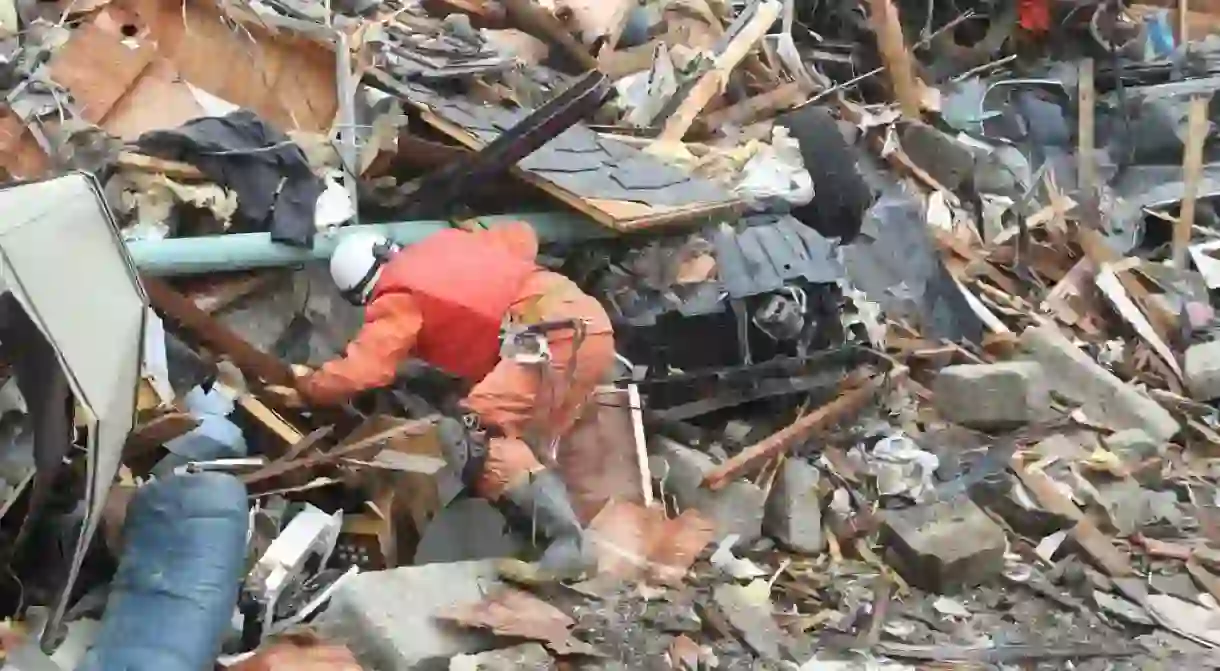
[290,221,615,577]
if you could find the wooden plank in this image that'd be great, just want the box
[656,0,782,142]
[280,425,335,462]
[1012,463,1135,577]
[1076,227,1180,344]
[143,275,296,387]
[701,81,804,129]
[183,272,283,314]
[238,395,305,446]
[116,151,206,180]
[1175,95,1210,269]
[1187,559,1220,603]
[1078,59,1096,202]
[124,412,200,459]
[241,418,435,486]
[501,0,600,71]
[1180,0,1191,42]
[702,367,908,490]
[867,0,921,118]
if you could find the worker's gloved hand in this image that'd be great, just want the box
[435,415,488,488]
[266,364,315,408]
[264,385,304,408]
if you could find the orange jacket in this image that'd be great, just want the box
[300,222,611,406]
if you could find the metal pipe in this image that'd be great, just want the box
[127,213,611,276]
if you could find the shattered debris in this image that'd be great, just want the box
[10,0,1220,667]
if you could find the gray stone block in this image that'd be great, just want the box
[1089,478,1150,536]
[651,438,765,543]
[763,459,824,554]
[449,643,555,670]
[1103,429,1163,464]
[1019,324,1179,441]
[881,495,1006,594]
[316,560,505,671]
[1186,340,1220,401]
[414,498,523,565]
[932,362,1050,429]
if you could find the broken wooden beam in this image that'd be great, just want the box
[867,0,921,118]
[657,0,782,143]
[241,417,436,487]
[1011,461,1135,577]
[142,275,296,387]
[115,151,206,181]
[701,81,805,130]
[500,0,600,71]
[701,367,908,490]
[1175,94,1210,269]
[124,412,200,460]
[237,395,305,446]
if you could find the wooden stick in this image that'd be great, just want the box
[1175,95,1210,269]
[501,0,600,71]
[1012,462,1134,577]
[701,367,907,490]
[657,0,782,142]
[143,276,296,387]
[1077,59,1096,205]
[238,395,305,446]
[1180,0,1190,43]
[280,425,336,463]
[867,0,921,118]
[116,152,206,181]
[241,418,434,486]
[702,80,804,129]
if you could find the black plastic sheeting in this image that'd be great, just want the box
[714,213,843,298]
[842,186,986,344]
[606,213,842,327]
[605,214,844,374]
[136,111,325,247]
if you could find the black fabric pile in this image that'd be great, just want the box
[135,110,325,247]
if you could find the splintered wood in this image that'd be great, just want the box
[656,0,782,142]
[1012,462,1135,577]
[866,0,921,118]
[1175,95,1211,269]
[702,367,908,490]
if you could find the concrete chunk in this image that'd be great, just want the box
[1103,429,1163,464]
[1186,340,1220,401]
[881,495,1006,594]
[763,459,824,555]
[651,438,764,543]
[414,499,523,565]
[1088,478,1150,536]
[1019,324,1179,441]
[712,584,786,661]
[932,362,1051,429]
[449,644,555,670]
[317,560,505,671]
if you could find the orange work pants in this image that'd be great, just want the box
[464,327,616,500]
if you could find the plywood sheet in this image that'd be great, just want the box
[110,0,337,132]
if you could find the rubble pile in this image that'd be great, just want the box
[2,0,1220,667]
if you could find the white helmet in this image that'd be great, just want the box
[330,232,398,305]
